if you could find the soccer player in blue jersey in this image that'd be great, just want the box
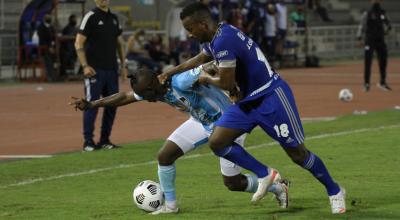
[70,64,288,214]
[158,2,346,214]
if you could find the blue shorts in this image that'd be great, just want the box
[216,80,304,148]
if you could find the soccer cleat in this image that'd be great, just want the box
[149,205,179,215]
[82,140,97,152]
[329,187,346,214]
[363,83,370,92]
[274,179,289,208]
[377,83,392,91]
[98,141,120,150]
[251,168,281,203]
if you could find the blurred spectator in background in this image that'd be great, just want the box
[246,0,266,46]
[357,0,392,92]
[290,4,305,33]
[275,0,288,66]
[60,14,79,79]
[308,0,332,22]
[262,3,277,63]
[147,35,170,65]
[37,12,55,81]
[225,1,247,31]
[127,30,161,72]
[166,4,184,65]
[199,0,221,21]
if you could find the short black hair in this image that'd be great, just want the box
[180,2,212,21]
[127,68,155,89]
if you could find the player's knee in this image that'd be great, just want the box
[208,135,229,151]
[223,178,243,191]
[157,151,176,166]
[286,144,309,165]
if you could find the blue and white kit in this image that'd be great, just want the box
[134,67,245,176]
[202,23,305,148]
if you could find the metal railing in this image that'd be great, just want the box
[305,24,400,59]
[0,33,18,78]
[0,0,4,30]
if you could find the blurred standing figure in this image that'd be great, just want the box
[60,14,79,78]
[37,12,55,81]
[75,0,128,151]
[275,0,287,65]
[357,0,392,92]
[263,3,277,63]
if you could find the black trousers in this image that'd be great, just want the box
[364,39,388,84]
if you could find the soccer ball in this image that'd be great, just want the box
[338,88,353,102]
[133,180,164,212]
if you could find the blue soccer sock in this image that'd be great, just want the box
[244,173,282,194]
[302,151,340,196]
[214,143,269,178]
[158,164,177,207]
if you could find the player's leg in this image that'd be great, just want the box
[364,42,373,91]
[376,41,390,90]
[210,105,281,203]
[220,147,289,208]
[210,107,269,179]
[151,118,208,215]
[260,81,344,213]
[82,72,101,151]
[99,69,119,148]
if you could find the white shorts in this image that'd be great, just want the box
[167,117,246,177]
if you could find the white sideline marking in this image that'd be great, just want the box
[0,155,53,159]
[1,124,399,189]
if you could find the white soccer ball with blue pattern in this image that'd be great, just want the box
[133,180,164,212]
[338,88,353,102]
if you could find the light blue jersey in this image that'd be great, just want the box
[135,67,232,131]
[165,67,232,131]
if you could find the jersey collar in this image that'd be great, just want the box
[210,22,224,45]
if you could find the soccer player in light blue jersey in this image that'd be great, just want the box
[70,64,289,215]
[158,2,346,214]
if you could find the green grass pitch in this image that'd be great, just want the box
[1,110,400,220]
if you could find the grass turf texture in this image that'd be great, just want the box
[1,110,399,220]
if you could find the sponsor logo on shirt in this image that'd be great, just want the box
[216,50,228,59]
[98,20,104,25]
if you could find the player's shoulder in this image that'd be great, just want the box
[82,9,96,21]
[213,24,242,47]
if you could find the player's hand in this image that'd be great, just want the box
[229,88,243,103]
[157,72,169,84]
[69,96,92,111]
[202,61,218,76]
[198,74,210,86]
[83,65,96,78]
[356,40,364,48]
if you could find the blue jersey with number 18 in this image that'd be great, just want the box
[202,23,280,103]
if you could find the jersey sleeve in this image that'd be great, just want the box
[79,11,95,36]
[213,36,237,68]
[202,43,212,56]
[173,67,201,91]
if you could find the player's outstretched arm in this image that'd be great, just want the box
[158,52,212,84]
[69,91,137,111]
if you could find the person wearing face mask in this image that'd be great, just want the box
[126,29,162,72]
[357,0,392,92]
[37,12,55,81]
[60,14,79,78]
